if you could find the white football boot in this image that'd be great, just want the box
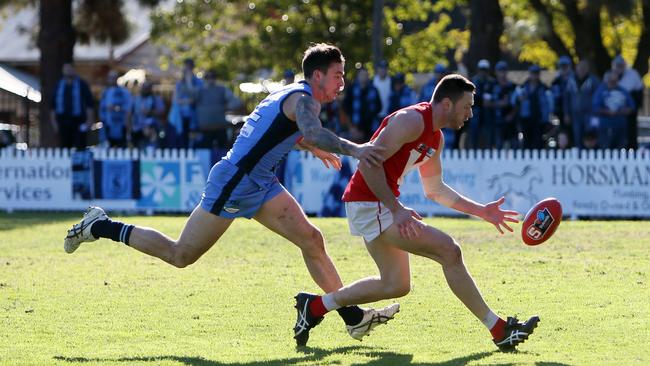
[64,206,108,254]
[346,303,400,341]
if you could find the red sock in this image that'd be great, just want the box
[490,318,507,340]
[308,296,328,317]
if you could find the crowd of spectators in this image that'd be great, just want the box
[48,54,646,153]
[333,56,644,150]
[456,55,643,150]
[49,59,242,153]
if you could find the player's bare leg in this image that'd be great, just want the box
[128,206,233,267]
[328,222,539,350]
[254,189,343,292]
[386,225,492,320]
[331,224,491,319]
[332,239,411,305]
[254,190,392,345]
[65,206,233,268]
[290,236,404,343]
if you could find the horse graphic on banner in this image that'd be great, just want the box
[487,165,543,209]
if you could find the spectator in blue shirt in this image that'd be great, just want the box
[49,62,95,149]
[282,69,296,85]
[592,71,635,149]
[373,60,392,121]
[511,65,553,149]
[551,56,575,142]
[99,70,132,147]
[611,55,645,149]
[488,61,518,149]
[387,72,416,114]
[565,59,600,148]
[195,69,242,150]
[469,59,496,148]
[419,63,455,148]
[418,63,447,103]
[169,58,202,148]
[342,66,382,142]
[130,81,166,149]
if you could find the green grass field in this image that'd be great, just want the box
[1,213,649,365]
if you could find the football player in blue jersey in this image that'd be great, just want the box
[64,43,397,346]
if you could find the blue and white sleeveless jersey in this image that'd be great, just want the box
[199,81,311,218]
[223,81,311,182]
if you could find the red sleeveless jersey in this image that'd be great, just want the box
[342,102,442,202]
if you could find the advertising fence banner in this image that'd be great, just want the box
[285,149,650,218]
[0,148,212,212]
[1,148,648,218]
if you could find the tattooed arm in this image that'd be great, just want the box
[295,94,358,155]
[283,93,384,165]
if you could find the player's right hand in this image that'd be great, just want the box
[355,143,385,167]
[312,148,342,170]
[393,205,424,240]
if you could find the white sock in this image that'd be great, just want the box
[321,293,341,311]
[482,310,499,330]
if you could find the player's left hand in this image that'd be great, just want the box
[393,205,424,240]
[355,142,386,167]
[311,147,342,170]
[483,196,519,234]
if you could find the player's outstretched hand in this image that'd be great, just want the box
[483,197,519,234]
[310,147,342,170]
[355,143,385,167]
[393,205,424,240]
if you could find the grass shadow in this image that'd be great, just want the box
[52,347,562,366]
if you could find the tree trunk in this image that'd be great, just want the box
[465,0,503,75]
[37,0,75,147]
[572,2,611,76]
[633,0,650,77]
[371,0,384,65]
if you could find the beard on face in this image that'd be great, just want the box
[453,113,467,129]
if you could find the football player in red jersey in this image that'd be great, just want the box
[294,74,540,350]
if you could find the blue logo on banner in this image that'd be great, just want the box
[102,160,134,199]
[92,159,139,199]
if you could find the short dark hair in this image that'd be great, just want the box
[302,43,345,78]
[432,74,475,104]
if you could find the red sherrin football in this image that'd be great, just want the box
[521,198,562,246]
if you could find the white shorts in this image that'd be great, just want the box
[345,201,394,243]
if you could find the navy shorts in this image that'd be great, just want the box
[200,160,284,218]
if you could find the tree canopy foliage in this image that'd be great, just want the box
[149,0,469,80]
[0,0,647,146]
[150,0,649,81]
[504,0,650,76]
